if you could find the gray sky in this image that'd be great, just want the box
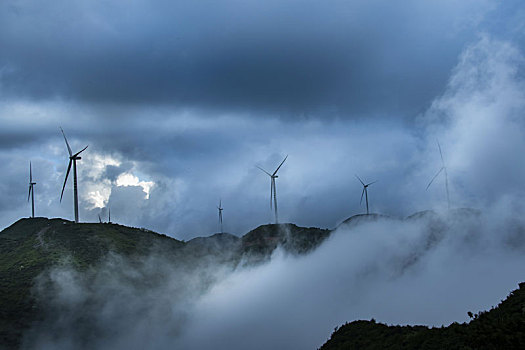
[1,0,524,240]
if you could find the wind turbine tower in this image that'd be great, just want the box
[427,141,450,210]
[28,162,36,218]
[257,155,288,224]
[59,127,88,223]
[217,200,223,234]
[356,175,376,215]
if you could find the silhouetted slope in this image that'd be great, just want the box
[239,223,331,265]
[0,217,185,349]
[184,232,241,264]
[319,282,525,350]
[340,208,481,227]
[0,218,330,348]
[339,213,392,227]
[186,232,240,250]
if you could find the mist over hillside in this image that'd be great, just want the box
[6,205,523,350]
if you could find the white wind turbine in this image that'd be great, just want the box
[426,141,450,210]
[257,155,288,224]
[59,127,88,223]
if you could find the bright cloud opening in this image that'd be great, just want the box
[116,173,155,199]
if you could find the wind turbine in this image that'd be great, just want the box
[217,199,223,234]
[426,141,450,210]
[28,162,36,218]
[108,207,111,224]
[356,175,376,215]
[98,214,102,223]
[257,155,288,224]
[59,127,88,223]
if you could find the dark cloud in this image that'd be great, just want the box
[0,2,524,241]
[0,0,512,116]
[101,164,127,182]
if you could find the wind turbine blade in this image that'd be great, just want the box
[437,140,445,166]
[367,180,378,186]
[60,159,73,202]
[30,162,32,182]
[256,166,272,176]
[355,174,365,186]
[219,199,222,208]
[360,188,365,205]
[28,185,32,202]
[272,155,288,176]
[60,127,73,157]
[444,167,450,209]
[73,145,89,158]
[426,167,444,190]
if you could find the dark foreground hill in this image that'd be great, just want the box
[319,284,525,350]
[0,217,330,349]
[0,218,185,349]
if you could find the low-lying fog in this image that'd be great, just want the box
[23,203,525,350]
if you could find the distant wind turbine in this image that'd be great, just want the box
[426,141,450,210]
[108,207,111,224]
[28,162,36,218]
[217,199,223,234]
[59,127,88,223]
[356,175,377,215]
[257,155,288,224]
[98,214,102,224]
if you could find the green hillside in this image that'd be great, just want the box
[0,218,185,349]
[0,217,330,349]
[319,282,525,350]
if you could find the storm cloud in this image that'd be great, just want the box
[0,0,517,115]
[1,0,524,240]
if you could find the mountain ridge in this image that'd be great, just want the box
[0,217,330,349]
[319,282,525,350]
[1,209,521,349]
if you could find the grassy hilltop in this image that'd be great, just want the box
[0,218,185,348]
